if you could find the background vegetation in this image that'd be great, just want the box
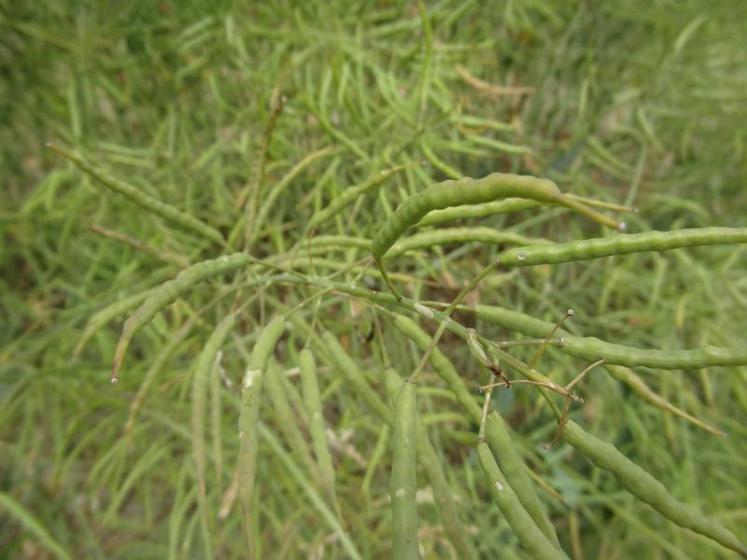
[2,1,746,558]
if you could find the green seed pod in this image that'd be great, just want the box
[498,227,747,267]
[386,227,550,259]
[384,368,477,560]
[112,253,252,381]
[191,315,235,556]
[74,286,159,357]
[389,375,420,560]
[238,315,286,550]
[392,314,560,548]
[472,304,747,368]
[49,144,225,246]
[371,172,620,258]
[562,420,747,556]
[192,315,236,499]
[477,443,569,560]
[417,198,541,227]
[285,309,475,559]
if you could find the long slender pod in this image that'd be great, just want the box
[112,253,252,381]
[466,304,726,434]
[372,172,621,259]
[269,276,745,376]
[561,336,747,368]
[192,315,236,502]
[562,420,747,556]
[418,198,541,227]
[387,227,550,258]
[74,286,159,357]
[417,193,633,228]
[392,314,561,548]
[284,308,476,558]
[263,357,318,478]
[477,443,569,560]
[238,315,286,554]
[384,368,477,560]
[298,348,338,506]
[48,144,225,246]
[302,228,547,258]
[209,351,224,493]
[472,304,747,368]
[191,315,235,559]
[498,227,747,267]
[387,370,420,560]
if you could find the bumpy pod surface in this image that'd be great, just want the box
[473,304,747,368]
[477,443,569,560]
[563,420,747,556]
[371,173,562,258]
[498,227,747,267]
[390,379,419,560]
[50,145,225,246]
[238,316,286,543]
[112,253,251,380]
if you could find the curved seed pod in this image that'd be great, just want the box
[192,315,235,501]
[418,198,541,227]
[386,227,550,259]
[74,286,159,357]
[371,172,621,258]
[561,336,747,368]
[392,314,560,548]
[112,253,252,381]
[562,420,747,556]
[238,315,286,549]
[48,144,225,246]
[472,304,747,368]
[307,163,412,230]
[298,348,337,505]
[477,443,569,560]
[498,227,747,267]
[389,373,420,560]
[384,368,477,560]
